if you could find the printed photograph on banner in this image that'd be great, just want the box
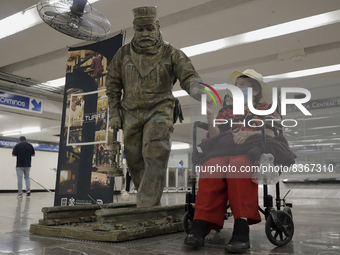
[90,172,111,192]
[58,163,79,195]
[66,89,109,146]
[66,50,108,89]
[92,131,114,174]
[68,127,82,144]
[64,88,84,129]
[65,146,81,164]
[95,91,109,141]
[69,95,85,127]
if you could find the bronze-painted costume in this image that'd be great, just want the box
[106,6,203,207]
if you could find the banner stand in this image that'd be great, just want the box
[54,33,123,206]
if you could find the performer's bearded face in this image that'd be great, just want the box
[134,23,159,48]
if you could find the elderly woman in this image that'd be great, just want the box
[184,69,275,254]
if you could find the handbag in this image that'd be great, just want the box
[252,153,280,185]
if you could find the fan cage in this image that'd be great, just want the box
[37,0,111,41]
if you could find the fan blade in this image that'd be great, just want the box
[44,11,59,16]
[78,18,93,30]
[51,13,71,25]
[50,1,71,11]
[82,11,111,34]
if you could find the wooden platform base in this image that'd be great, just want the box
[30,203,185,242]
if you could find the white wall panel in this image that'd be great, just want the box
[0,147,58,191]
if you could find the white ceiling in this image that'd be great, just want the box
[0,0,339,153]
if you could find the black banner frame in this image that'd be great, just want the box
[54,33,123,206]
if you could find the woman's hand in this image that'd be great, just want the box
[233,130,254,145]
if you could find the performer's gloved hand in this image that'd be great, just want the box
[109,116,122,130]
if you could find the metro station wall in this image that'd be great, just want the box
[168,152,189,169]
[0,147,58,191]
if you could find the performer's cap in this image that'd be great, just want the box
[133,6,158,25]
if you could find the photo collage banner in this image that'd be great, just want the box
[54,33,123,206]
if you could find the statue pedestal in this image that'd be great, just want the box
[30,203,184,242]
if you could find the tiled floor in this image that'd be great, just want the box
[0,192,340,255]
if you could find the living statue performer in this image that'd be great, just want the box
[106,6,205,207]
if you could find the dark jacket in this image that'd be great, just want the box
[192,131,296,166]
[12,142,35,167]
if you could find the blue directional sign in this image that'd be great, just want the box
[31,99,42,112]
[0,139,59,152]
[0,91,43,113]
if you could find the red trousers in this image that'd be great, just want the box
[193,155,261,229]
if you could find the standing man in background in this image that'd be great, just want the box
[178,160,185,189]
[12,136,35,198]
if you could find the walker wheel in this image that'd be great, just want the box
[265,210,294,246]
[182,211,193,234]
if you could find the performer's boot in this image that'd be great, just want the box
[184,220,211,248]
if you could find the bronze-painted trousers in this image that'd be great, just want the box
[121,101,173,207]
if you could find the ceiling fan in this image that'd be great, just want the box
[36,0,111,41]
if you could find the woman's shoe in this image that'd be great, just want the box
[225,240,250,253]
[225,218,250,254]
[184,233,205,247]
[184,220,211,248]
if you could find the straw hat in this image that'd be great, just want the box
[227,69,269,103]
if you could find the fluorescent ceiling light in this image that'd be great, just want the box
[317,143,339,146]
[173,63,340,97]
[2,127,41,136]
[298,138,340,143]
[0,6,42,40]
[43,77,66,87]
[296,116,331,121]
[289,145,305,148]
[181,9,340,57]
[21,127,42,134]
[173,83,228,98]
[264,64,340,80]
[171,142,190,150]
[171,144,190,150]
[173,90,188,97]
[308,125,340,130]
[0,0,102,40]
[2,132,21,137]
[47,0,102,3]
